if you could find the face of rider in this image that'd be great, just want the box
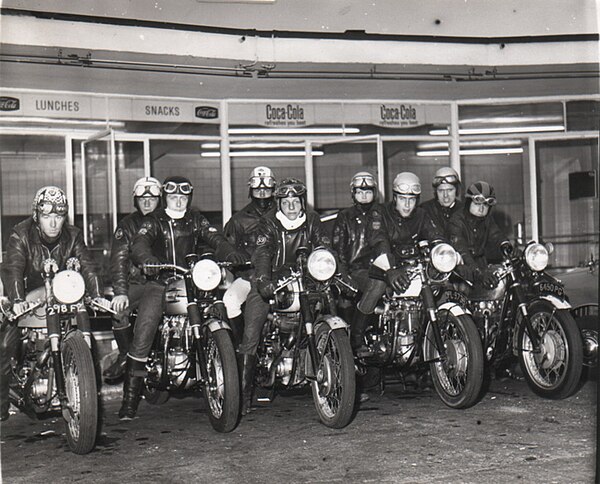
[252,187,273,200]
[436,184,457,208]
[394,194,418,218]
[165,194,189,212]
[138,196,160,216]
[280,196,302,221]
[469,200,490,218]
[354,188,374,205]
[38,213,66,240]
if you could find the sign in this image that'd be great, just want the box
[260,103,313,128]
[372,103,424,128]
[195,106,218,119]
[0,97,20,111]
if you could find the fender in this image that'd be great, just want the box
[316,315,349,331]
[537,295,572,310]
[438,301,471,316]
[205,318,232,332]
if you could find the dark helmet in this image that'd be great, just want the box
[162,175,193,208]
[274,177,307,211]
[32,186,68,223]
[432,166,461,198]
[465,181,497,212]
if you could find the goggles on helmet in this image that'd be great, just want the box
[275,183,306,198]
[470,194,497,206]
[37,201,68,216]
[249,176,275,189]
[393,183,422,195]
[433,174,459,187]
[351,174,376,190]
[133,184,161,197]
[164,181,193,195]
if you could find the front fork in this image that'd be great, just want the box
[300,290,321,379]
[185,274,210,384]
[512,281,541,352]
[46,312,73,420]
[421,282,447,361]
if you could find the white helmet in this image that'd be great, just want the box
[392,172,422,195]
[432,166,460,188]
[132,176,162,198]
[248,166,275,189]
[350,171,377,192]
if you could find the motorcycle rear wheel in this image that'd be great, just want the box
[199,328,240,433]
[311,325,356,429]
[518,301,583,399]
[61,331,98,455]
[426,312,484,409]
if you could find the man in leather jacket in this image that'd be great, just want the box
[352,172,443,357]
[119,175,247,420]
[103,177,162,382]
[420,166,464,238]
[238,178,330,416]
[0,186,109,421]
[223,166,276,348]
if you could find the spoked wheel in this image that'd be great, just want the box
[311,324,355,429]
[425,311,484,409]
[199,328,239,433]
[61,331,98,454]
[518,301,583,399]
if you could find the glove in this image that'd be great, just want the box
[501,242,514,258]
[93,297,112,312]
[143,257,161,276]
[111,295,129,314]
[385,267,411,293]
[207,301,227,321]
[12,300,30,316]
[227,251,250,266]
[257,278,276,300]
[455,264,475,283]
[481,269,499,289]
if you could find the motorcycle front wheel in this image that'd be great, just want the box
[311,324,356,429]
[61,331,98,454]
[198,328,240,433]
[425,312,484,409]
[518,300,583,399]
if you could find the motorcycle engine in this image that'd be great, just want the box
[162,315,191,351]
[469,300,503,360]
[167,349,192,387]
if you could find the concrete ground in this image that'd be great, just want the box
[0,374,597,484]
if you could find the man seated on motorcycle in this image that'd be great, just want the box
[449,181,512,290]
[123,175,247,420]
[352,172,443,357]
[420,166,463,239]
[223,166,276,349]
[104,177,162,383]
[238,177,331,416]
[0,186,110,421]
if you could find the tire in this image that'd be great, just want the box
[517,301,583,399]
[199,328,240,433]
[425,311,484,409]
[61,331,98,455]
[311,324,356,429]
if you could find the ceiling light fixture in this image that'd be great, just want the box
[228,127,360,135]
[201,150,324,158]
[416,147,524,157]
[429,125,565,136]
[201,142,308,149]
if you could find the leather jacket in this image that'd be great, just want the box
[332,202,385,274]
[109,211,147,297]
[1,217,102,301]
[253,209,330,281]
[224,200,273,259]
[131,207,236,270]
[420,198,464,239]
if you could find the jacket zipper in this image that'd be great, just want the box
[168,219,177,265]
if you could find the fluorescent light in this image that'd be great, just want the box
[201,150,324,158]
[417,147,524,157]
[228,127,360,135]
[201,142,308,149]
[430,126,564,136]
[0,117,125,127]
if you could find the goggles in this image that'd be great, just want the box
[164,181,193,195]
[470,194,497,206]
[433,175,459,187]
[393,183,422,195]
[275,184,306,198]
[351,175,376,189]
[249,176,275,189]
[133,184,161,197]
[37,201,68,216]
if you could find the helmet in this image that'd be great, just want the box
[248,166,275,189]
[432,166,460,189]
[350,171,377,191]
[392,172,422,196]
[274,177,307,210]
[162,175,193,207]
[132,176,162,198]
[32,186,68,223]
[465,181,497,207]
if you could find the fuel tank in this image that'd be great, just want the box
[164,279,188,315]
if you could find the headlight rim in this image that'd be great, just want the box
[525,243,549,271]
[307,248,337,282]
[192,259,222,291]
[52,270,86,304]
[430,243,459,273]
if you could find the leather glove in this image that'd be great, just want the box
[500,242,514,258]
[207,301,227,321]
[111,295,129,314]
[455,264,475,283]
[143,257,161,276]
[257,278,276,300]
[227,251,250,266]
[481,269,500,289]
[385,267,411,293]
[0,297,12,322]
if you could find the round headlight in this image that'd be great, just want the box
[307,249,337,281]
[525,243,549,271]
[192,259,222,291]
[53,270,85,304]
[431,243,458,273]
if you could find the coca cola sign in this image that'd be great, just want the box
[195,106,218,119]
[0,97,20,111]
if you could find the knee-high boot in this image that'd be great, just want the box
[240,354,256,416]
[118,357,146,420]
[103,324,133,382]
[351,310,373,357]
[228,315,244,351]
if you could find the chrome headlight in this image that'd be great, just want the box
[431,243,458,273]
[192,259,222,291]
[525,243,549,271]
[307,249,337,281]
[53,270,85,304]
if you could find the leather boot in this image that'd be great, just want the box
[118,357,146,420]
[228,315,244,351]
[351,310,373,358]
[103,325,133,382]
[0,374,9,422]
[240,354,256,416]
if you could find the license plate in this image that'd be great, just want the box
[46,303,82,316]
[537,281,565,298]
[439,290,470,308]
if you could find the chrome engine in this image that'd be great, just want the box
[259,322,306,387]
[468,299,504,360]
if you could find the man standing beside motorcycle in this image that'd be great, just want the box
[223,166,276,349]
[103,177,162,383]
[238,177,331,416]
[420,166,463,238]
[351,172,443,357]
[122,175,247,420]
[0,186,110,421]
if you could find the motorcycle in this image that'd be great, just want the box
[360,241,484,409]
[465,242,583,399]
[141,254,240,433]
[2,257,107,454]
[255,247,356,429]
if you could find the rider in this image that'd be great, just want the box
[223,166,276,348]
[238,178,331,416]
[0,186,109,421]
[121,175,247,420]
[449,181,512,289]
[420,166,463,238]
[351,172,443,357]
[103,177,162,382]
